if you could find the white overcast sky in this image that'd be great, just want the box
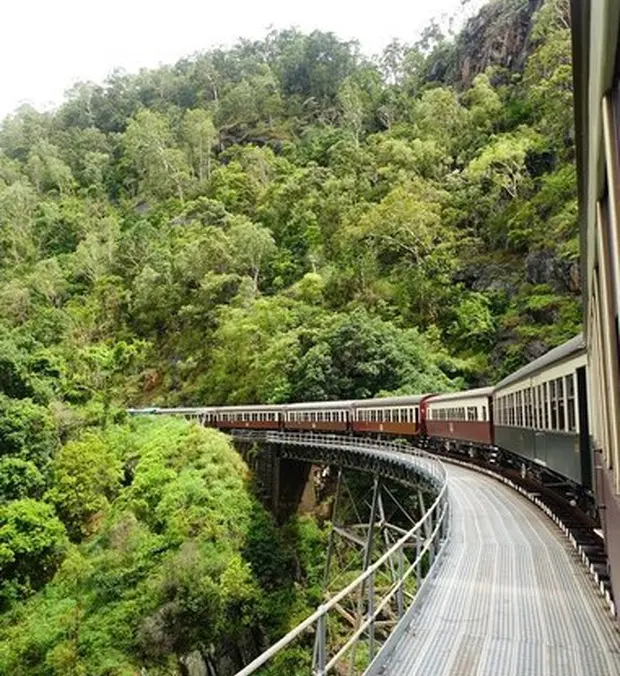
[1,0,485,121]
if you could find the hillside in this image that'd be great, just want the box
[0,0,579,672]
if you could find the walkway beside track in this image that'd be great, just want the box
[382,463,620,675]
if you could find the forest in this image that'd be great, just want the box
[0,0,578,672]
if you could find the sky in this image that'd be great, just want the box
[0,0,485,121]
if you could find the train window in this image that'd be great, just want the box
[467,406,476,421]
[556,377,565,431]
[482,405,487,421]
[512,394,516,426]
[516,391,523,426]
[550,380,557,430]
[532,388,538,428]
[542,384,549,429]
[566,374,576,431]
[525,388,532,427]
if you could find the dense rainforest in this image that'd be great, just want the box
[0,0,579,673]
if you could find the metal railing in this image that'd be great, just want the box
[260,431,446,486]
[229,432,449,675]
[236,470,448,674]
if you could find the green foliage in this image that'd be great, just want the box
[0,458,45,502]
[0,499,67,605]
[47,433,123,540]
[0,419,312,673]
[0,395,59,467]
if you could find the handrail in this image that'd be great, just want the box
[235,476,448,675]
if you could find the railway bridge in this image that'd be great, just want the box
[128,411,620,674]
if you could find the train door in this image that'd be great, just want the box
[577,365,592,490]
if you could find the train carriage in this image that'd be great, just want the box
[283,401,352,433]
[492,335,589,486]
[351,395,424,437]
[213,405,282,430]
[423,387,494,446]
[571,0,620,609]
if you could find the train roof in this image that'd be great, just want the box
[425,387,494,404]
[214,404,284,411]
[494,334,586,391]
[350,394,427,407]
[284,400,355,410]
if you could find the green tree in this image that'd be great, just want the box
[0,499,67,605]
[123,110,190,201]
[47,433,123,540]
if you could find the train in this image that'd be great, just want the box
[571,0,620,615]
[133,331,592,508]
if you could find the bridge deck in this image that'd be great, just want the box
[382,464,620,675]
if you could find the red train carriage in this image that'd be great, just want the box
[283,401,352,433]
[213,405,282,431]
[423,387,494,447]
[351,395,425,437]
